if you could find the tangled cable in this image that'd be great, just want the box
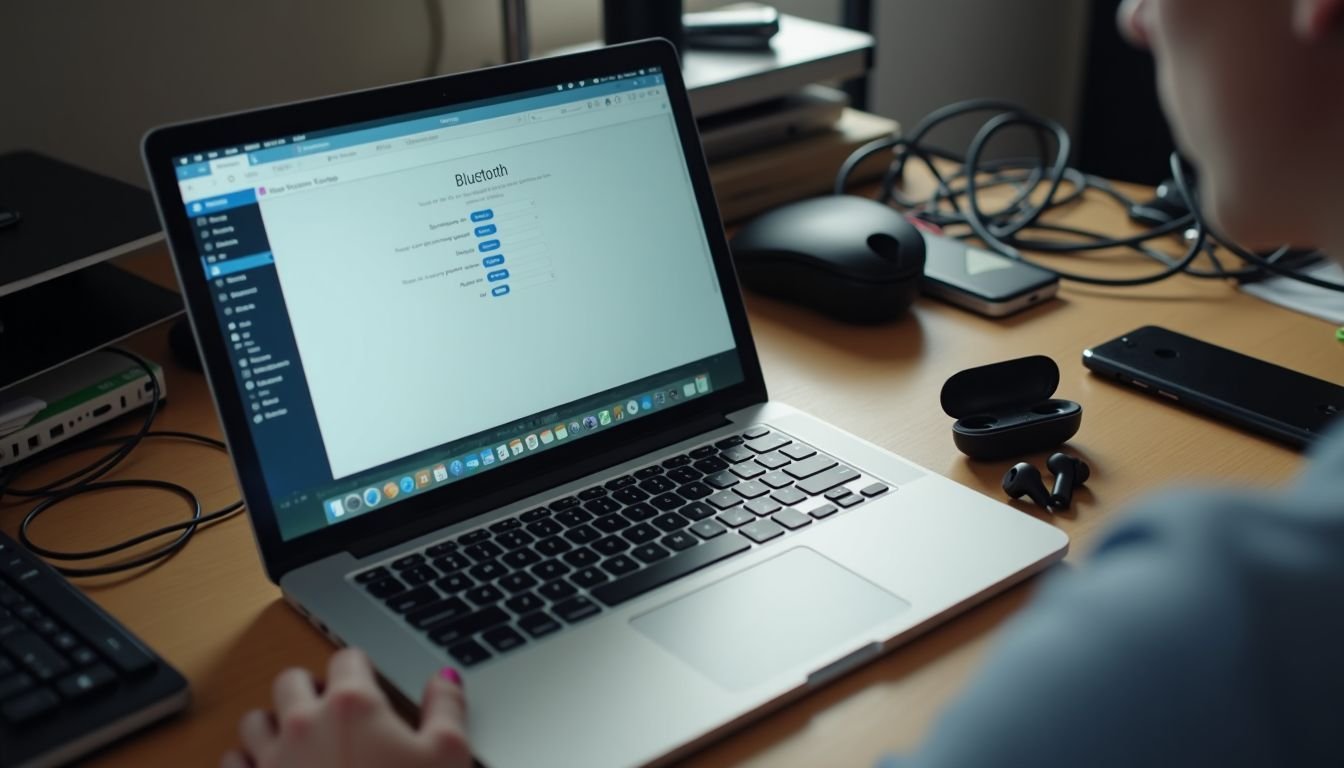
[836,99,1344,291]
[0,348,245,577]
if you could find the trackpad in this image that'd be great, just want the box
[631,547,910,691]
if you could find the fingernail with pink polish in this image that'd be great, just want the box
[441,667,462,685]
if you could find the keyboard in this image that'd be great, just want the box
[0,533,189,768]
[353,424,892,668]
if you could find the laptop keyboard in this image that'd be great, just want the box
[351,425,891,668]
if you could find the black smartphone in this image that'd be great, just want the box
[1083,325,1344,448]
[921,233,1060,317]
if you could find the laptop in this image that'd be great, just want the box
[142,40,1067,767]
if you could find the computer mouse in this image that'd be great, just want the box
[729,195,926,323]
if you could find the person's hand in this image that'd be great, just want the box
[221,648,470,768]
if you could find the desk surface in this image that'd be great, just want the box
[2,173,1340,767]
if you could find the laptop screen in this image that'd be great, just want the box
[171,68,745,541]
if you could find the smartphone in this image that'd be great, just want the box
[920,233,1060,317]
[1083,325,1344,448]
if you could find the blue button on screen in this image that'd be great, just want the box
[474,224,497,237]
[482,255,505,268]
[470,209,494,222]
[478,239,501,253]
[487,269,510,282]
[492,285,510,297]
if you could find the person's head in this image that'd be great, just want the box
[1119,0,1344,253]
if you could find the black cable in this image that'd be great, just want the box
[836,99,1344,293]
[0,348,245,577]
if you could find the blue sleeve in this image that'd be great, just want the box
[879,427,1344,768]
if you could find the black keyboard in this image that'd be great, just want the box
[353,425,892,669]
[0,533,188,768]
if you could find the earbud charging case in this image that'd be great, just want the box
[940,355,1082,460]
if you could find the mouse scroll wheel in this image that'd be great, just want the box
[866,233,903,261]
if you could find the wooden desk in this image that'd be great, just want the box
[2,176,1339,766]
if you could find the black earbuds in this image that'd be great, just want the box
[1002,453,1090,511]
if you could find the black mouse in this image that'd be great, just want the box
[730,195,926,323]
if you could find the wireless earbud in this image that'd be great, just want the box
[1046,453,1090,510]
[1002,462,1053,509]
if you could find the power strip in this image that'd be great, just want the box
[0,351,166,468]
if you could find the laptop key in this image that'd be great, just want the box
[772,487,808,507]
[743,426,770,439]
[354,567,389,584]
[756,453,791,470]
[781,443,817,461]
[549,496,581,512]
[784,454,840,481]
[604,475,636,490]
[459,530,492,545]
[720,446,755,464]
[661,455,692,469]
[638,476,676,495]
[613,486,651,505]
[601,555,641,576]
[622,523,659,545]
[634,466,664,480]
[680,501,717,521]
[733,481,770,500]
[665,466,701,485]
[836,493,865,508]
[578,487,608,501]
[729,461,767,480]
[425,541,458,558]
[402,565,437,586]
[809,504,840,519]
[797,465,861,495]
[391,554,425,571]
[505,592,544,615]
[464,585,504,607]
[688,445,718,460]
[593,535,630,557]
[433,553,471,573]
[535,536,572,557]
[825,487,854,502]
[464,542,503,562]
[740,520,785,544]
[746,434,791,453]
[555,509,593,528]
[553,596,601,623]
[445,640,492,668]
[692,456,730,474]
[365,577,406,599]
[481,626,526,653]
[435,573,473,594]
[651,493,686,511]
[563,524,600,545]
[518,611,563,639]
[593,513,630,534]
[407,598,472,630]
[489,518,522,533]
[538,578,578,601]
[622,502,658,524]
[501,548,542,570]
[717,508,755,528]
[708,491,743,510]
[531,559,570,581]
[861,483,891,497]
[469,561,507,582]
[652,512,689,533]
[661,531,698,551]
[496,530,535,550]
[590,536,751,607]
[745,498,781,517]
[386,587,439,614]
[632,544,670,564]
[499,573,538,594]
[676,481,714,501]
[714,436,744,450]
[703,471,739,490]
[520,507,551,523]
[772,508,812,530]
[526,518,563,538]
[562,547,599,568]
[691,520,727,539]
[569,567,608,589]
[760,471,793,489]
[583,497,622,516]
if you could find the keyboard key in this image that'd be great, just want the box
[717,508,755,528]
[0,672,34,700]
[463,542,503,562]
[354,567,389,584]
[496,530,535,550]
[592,513,630,534]
[665,466,702,485]
[1,687,59,724]
[570,567,609,589]
[622,523,659,545]
[652,512,690,533]
[593,535,631,557]
[756,453,791,470]
[501,548,542,570]
[680,501,716,521]
[549,496,581,511]
[638,476,676,495]
[464,585,504,607]
[459,529,492,545]
[505,592,544,615]
[760,471,794,489]
[797,464,861,495]
[632,544,670,564]
[518,611,563,638]
[391,554,425,570]
[520,507,551,523]
[406,598,471,630]
[651,493,686,511]
[634,466,664,480]
[784,454,839,480]
[613,486,651,505]
[733,481,770,500]
[435,572,474,594]
[386,586,440,614]
[605,475,636,490]
[468,561,507,582]
[538,579,578,601]
[583,497,621,516]
[555,509,593,528]
[743,426,770,439]
[740,520,785,544]
[563,524,600,545]
[578,487,608,501]
[531,559,570,581]
[481,626,526,653]
[691,520,727,539]
[720,446,755,464]
[661,531,698,551]
[591,536,751,607]
[781,443,817,461]
[692,456,730,474]
[526,518,563,537]
[70,647,97,667]
[676,481,714,500]
[365,577,405,599]
[55,663,116,700]
[601,555,641,576]
[52,632,78,652]
[704,471,739,489]
[745,498,782,517]
[836,493,865,508]
[861,482,890,497]
[746,434,791,453]
[825,487,854,501]
[489,517,523,533]
[499,573,538,594]
[708,491,743,510]
[809,504,839,519]
[714,436,745,450]
[402,565,437,586]
[446,640,492,667]
[661,455,693,469]
[553,596,602,623]
[688,445,719,460]
[772,487,808,507]
[730,462,767,480]
[621,502,657,522]
[433,553,471,573]
[773,508,813,530]
[562,547,600,568]
[535,536,572,557]
[1,632,68,681]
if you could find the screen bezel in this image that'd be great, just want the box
[142,40,767,581]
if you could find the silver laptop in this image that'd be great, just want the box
[143,40,1067,768]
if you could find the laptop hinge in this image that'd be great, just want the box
[348,411,733,559]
